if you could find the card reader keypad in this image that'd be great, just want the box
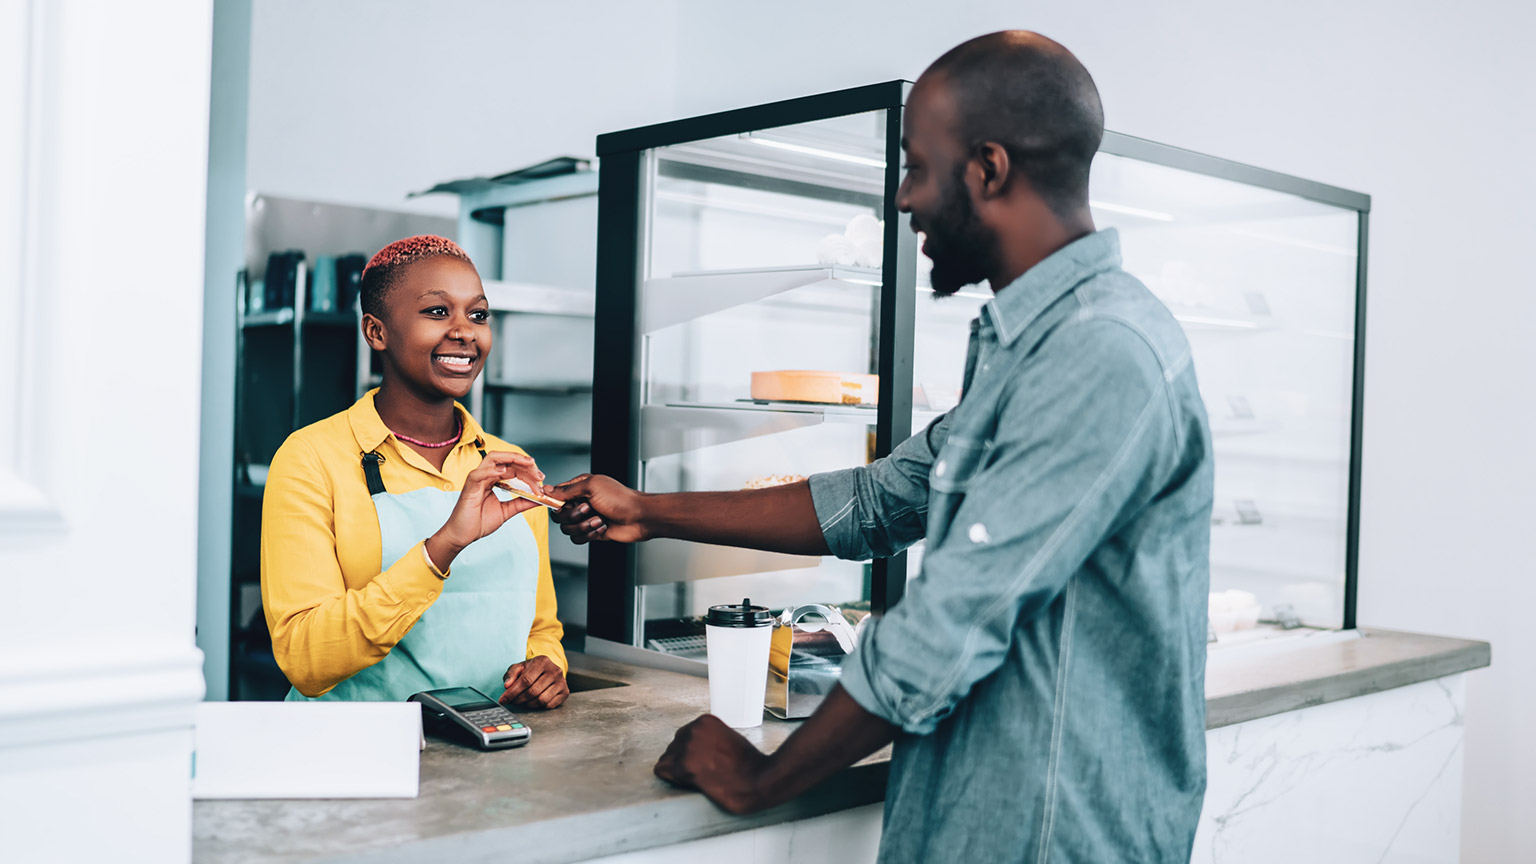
[463,708,525,734]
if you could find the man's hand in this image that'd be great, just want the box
[547,474,650,544]
[656,688,896,816]
[654,714,770,815]
[499,655,569,710]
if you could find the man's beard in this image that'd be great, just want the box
[922,165,998,296]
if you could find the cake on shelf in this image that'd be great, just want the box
[750,370,879,406]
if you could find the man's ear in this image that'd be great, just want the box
[361,312,387,352]
[973,142,1012,200]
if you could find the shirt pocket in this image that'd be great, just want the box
[930,434,989,494]
[926,434,992,543]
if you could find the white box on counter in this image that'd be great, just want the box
[193,701,422,799]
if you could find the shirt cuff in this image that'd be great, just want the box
[839,617,947,736]
[383,540,450,604]
[808,467,865,560]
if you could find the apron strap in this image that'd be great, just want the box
[361,451,387,496]
[476,436,487,460]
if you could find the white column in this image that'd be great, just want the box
[0,2,214,861]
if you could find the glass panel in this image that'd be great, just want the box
[634,111,891,654]
[1091,151,1359,636]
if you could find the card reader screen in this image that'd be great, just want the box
[436,688,500,713]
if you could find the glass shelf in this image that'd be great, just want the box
[483,380,594,395]
[642,265,928,334]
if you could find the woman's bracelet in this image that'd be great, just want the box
[421,542,449,580]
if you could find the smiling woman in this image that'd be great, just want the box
[259,235,572,711]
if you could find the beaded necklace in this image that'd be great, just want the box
[392,420,462,449]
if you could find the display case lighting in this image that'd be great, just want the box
[741,133,887,169]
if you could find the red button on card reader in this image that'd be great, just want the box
[481,726,497,733]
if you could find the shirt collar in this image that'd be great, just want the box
[981,228,1122,347]
[348,389,486,454]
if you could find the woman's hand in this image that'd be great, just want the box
[500,655,569,710]
[425,451,545,570]
[547,474,649,544]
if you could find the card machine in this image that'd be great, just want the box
[409,687,530,751]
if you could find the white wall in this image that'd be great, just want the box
[247,0,681,216]
[248,1,1536,859]
[0,1,213,861]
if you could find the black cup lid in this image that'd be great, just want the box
[706,598,774,627]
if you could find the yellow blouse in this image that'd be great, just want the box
[260,390,566,698]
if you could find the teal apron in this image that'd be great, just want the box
[286,445,540,702]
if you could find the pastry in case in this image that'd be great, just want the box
[750,370,879,406]
[742,473,808,490]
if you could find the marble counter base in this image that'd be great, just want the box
[585,803,883,864]
[1194,674,1466,864]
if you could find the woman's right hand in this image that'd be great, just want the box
[426,452,545,571]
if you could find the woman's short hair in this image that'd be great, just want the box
[360,235,474,318]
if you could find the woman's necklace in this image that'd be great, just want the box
[392,420,462,449]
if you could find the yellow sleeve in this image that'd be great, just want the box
[522,506,568,675]
[260,436,445,697]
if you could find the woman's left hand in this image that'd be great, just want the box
[500,655,569,710]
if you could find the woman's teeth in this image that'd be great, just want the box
[435,355,472,368]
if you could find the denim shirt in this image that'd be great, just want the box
[809,229,1214,863]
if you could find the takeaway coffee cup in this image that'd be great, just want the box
[705,598,775,728]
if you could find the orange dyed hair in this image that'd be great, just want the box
[360,235,474,318]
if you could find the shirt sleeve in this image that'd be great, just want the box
[840,320,1180,734]
[808,412,951,561]
[522,506,569,675]
[261,437,446,698]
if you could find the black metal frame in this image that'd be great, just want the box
[590,81,913,645]
[590,84,1371,644]
[1345,210,1370,630]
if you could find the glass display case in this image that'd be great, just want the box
[1091,136,1369,641]
[588,82,1369,658]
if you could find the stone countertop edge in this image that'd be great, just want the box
[1204,627,1490,730]
[192,628,1488,864]
[325,764,890,864]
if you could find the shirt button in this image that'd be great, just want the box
[935,460,948,477]
[442,483,453,491]
[969,523,991,544]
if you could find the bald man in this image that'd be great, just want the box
[553,31,1213,862]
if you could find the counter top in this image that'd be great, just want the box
[1205,627,1489,729]
[193,628,1488,864]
